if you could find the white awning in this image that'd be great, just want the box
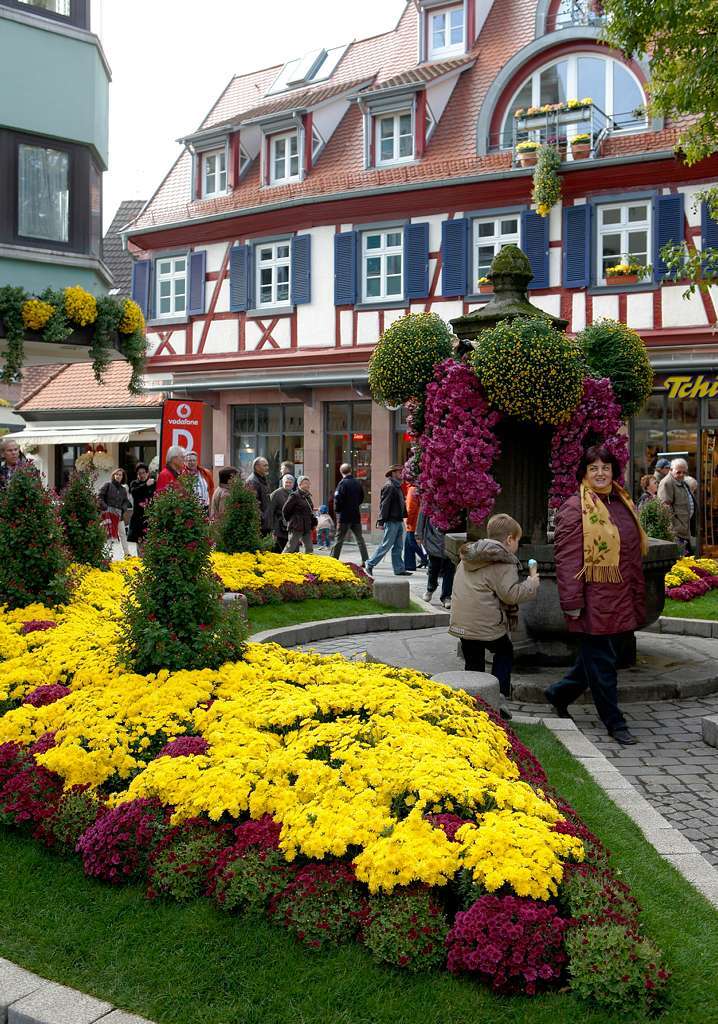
[3,421,160,447]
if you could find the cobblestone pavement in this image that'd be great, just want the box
[298,625,718,868]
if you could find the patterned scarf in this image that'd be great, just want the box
[576,481,649,583]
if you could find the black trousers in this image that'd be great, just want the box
[330,522,369,563]
[545,633,626,734]
[427,556,455,601]
[460,634,513,697]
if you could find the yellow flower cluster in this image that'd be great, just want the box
[209,551,361,593]
[119,299,145,335]
[665,555,718,589]
[64,286,97,327]
[0,560,583,897]
[21,298,54,331]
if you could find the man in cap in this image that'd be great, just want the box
[365,464,412,577]
[653,458,671,486]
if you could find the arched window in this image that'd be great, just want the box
[551,1,605,32]
[500,53,646,148]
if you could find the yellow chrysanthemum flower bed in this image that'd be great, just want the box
[0,561,583,898]
[665,555,718,590]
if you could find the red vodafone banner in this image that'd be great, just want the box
[160,400,204,464]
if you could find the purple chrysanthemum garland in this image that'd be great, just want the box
[548,377,629,510]
[414,359,502,531]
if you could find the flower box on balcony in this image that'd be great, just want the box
[478,279,493,294]
[605,263,646,286]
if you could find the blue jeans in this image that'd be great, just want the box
[403,531,427,571]
[318,528,331,547]
[367,520,405,574]
[545,634,626,733]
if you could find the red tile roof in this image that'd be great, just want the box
[127,0,680,237]
[361,55,475,94]
[16,361,164,412]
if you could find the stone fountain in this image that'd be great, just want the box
[444,246,680,665]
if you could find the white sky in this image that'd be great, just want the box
[96,0,408,229]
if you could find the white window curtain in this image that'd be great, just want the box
[18,145,69,243]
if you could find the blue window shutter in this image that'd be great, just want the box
[187,250,206,316]
[130,260,151,318]
[291,234,312,305]
[334,230,357,306]
[404,222,429,299]
[654,193,684,281]
[563,205,591,287]
[441,218,469,296]
[229,244,249,312]
[702,200,718,251]
[521,210,550,290]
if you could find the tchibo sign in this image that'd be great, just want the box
[160,400,204,464]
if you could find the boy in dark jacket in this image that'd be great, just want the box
[365,465,411,577]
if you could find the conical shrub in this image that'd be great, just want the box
[214,476,263,554]
[60,470,109,568]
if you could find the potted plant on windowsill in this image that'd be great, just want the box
[515,140,540,167]
[604,261,647,286]
[570,133,592,160]
[477,277,493,295]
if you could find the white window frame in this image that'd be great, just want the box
[595,200,652,286]
[256,239,292,308]
[502,53,648,147]
[239,145,252,178]
[202,148,227,198]
[361,229,404,303]
[473,214,521,283]
[376,110,414,166]
[428,3,466,60]
[312,125,324,163]
[155,255,187,319]
[270,130,300,185]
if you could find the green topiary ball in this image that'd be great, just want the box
[368,312,454,407]
[470,316,584,425]
[576,319,654,417]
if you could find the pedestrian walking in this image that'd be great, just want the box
[185,451,215,513]
[657,457,694,554]
[449,513,539,713]
[403,483,428,571]
[416,509,455,608]
[330,463,369,565]
[209,466,239,524]
[545,444,648,746]
[99,467,133,558]
[128,463,155,551]
[316,505,334,548]
[365,465,411,577]
[155,446,186,494]
[282,475,317,553]
[269,473,294,553]
[245,457,272,536]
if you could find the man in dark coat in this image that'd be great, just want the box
[245,456,272,535]
[330,462,369,565]
[128,463,156,548]
[282,475,317,553]
[269,473,295,553]
[365,465,411,577]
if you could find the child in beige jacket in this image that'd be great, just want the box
[449,513,540,705]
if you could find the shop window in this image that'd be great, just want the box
[55,444,84,490]
[256,240,291,308]
[473,215,520,281]
[596,201,650,285]
[325,402,372,525]
[231,404,304,489]
[376,111,414,166]
[362,229,404,302]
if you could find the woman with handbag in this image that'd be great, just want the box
[99,468,133,558]
[282,475,317,553]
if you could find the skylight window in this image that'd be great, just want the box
[287,49,328,87]
[267,44,348,94]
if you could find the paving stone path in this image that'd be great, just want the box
[297,620,718,868]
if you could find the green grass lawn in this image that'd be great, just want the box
[663,589,718,620]
[1,725,716,1023]
[247,598,424,635]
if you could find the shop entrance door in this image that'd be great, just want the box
[701,429,718,556]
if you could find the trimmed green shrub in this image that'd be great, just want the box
[470,316,584,425]
[576,319,654,417]
[60,470,109,568]
[368,312,454,407]
[0,466,69,608]
[639,498,674,541]
[214,477,263,554]
[119,479,247,673]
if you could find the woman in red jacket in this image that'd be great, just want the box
[545,444,648,746]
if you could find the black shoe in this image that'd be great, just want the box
[499,704,513,721]
[395,571,413,576]
[610,727,638,746]
[544,688,573,719]
[365,564,373,577]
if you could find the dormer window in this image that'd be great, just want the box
[377,111,414,166]
[270,131,300,184]
[202,149,227,198]
[428,4,465,60]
